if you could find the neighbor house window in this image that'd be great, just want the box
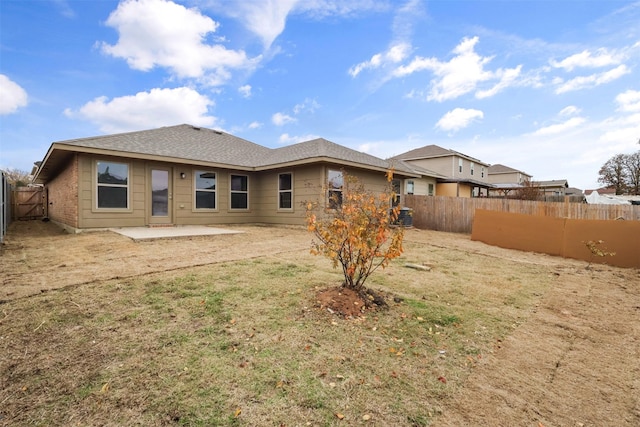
[230,174,248,209]
[458,159,463,173]
[428,183,435,196]
[406,180,415,195]
[470,162,475,176]
[96,161,129,209]
[194,170,216,209]
[327,169,343,209]
[481,167,485,178]
[278,173,293,210]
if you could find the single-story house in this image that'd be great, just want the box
[389,144,493,197]
[33,124,437,231]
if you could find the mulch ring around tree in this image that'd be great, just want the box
[315,285,401,318]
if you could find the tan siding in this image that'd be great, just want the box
[78,154,146,229]
[254,166,324,226]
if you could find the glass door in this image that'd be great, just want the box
[149,168,172,224]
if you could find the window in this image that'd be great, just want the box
[470,162,475,176]
[406,180,415,195]
[278,173,293,210]
[481,167,485,178]
[458,159,463,173]
[428,183,435,196]
[230,174,248,209]
[96,161,128,209]
[195,171,216,209]
[327,169,343,209]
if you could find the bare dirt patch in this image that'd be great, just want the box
[1,220,639,426]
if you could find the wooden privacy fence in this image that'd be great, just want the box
[404,195,640,234]
[1,172,10,244]
[12,187,46,220]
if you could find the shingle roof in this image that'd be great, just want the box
[35,124,430,183]
[488,164,531,176]
[390,144,488,165]
[261,138,392,170]
[54,124,271,167]
[389,144,452,160]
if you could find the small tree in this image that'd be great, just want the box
[513,180,541,200]
[1,168,32,187]
[305,170,405,295]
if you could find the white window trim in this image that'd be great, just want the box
[277,172,294,211]
[94,160,131,212]
[327,169,343,209]
[193,170,218,211]
[229,173,249,210]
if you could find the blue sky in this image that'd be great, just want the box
[1,0,639,190]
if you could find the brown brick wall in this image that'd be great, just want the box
[46,154,79,228]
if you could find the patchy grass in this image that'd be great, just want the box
[1,242,554,426]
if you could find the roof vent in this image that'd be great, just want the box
[213,130,223,135]
[192,126,201,131]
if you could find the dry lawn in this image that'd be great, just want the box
[1,220,639,426]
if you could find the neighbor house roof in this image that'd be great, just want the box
[34,124,425,183]
[389,144,489,166]
[488,164,531,177]
[533,179,569,188]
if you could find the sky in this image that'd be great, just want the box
[1,0,640,190]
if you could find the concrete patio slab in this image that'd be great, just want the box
[109,225,244,241]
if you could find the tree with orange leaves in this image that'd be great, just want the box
[304,169,405,295]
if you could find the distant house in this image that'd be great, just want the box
[33,124,436,231]
[487,164,532,197]
[533,180,569,196]
[390,145,492,197]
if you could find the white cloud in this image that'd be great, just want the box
[554,64,630,94]
[248,121,262,129]
[550,48,622,71]
[293,98,320,114]
[238,84,252,98]
[100,0,257,84]
[616,89,640,112]
[435,108,484,133]
[475,65,522,99]
[349,42,411,77]
[205,0,388,49]
[221,0,298,49]
[52,0,76,18]
[559,105,581,116]
[392,36,521,102]
[531,116,586,136]
[278,133,319,145]
[272,112,297,126]
[0,75,28,115]
[65,87,216,133]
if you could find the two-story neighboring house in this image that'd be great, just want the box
[487,164,533,197]
[390,145,492,197]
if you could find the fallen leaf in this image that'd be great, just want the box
[391,371,398,378]
[234,408,241,418]
[335,413,345,420]
[100,381,110,393]
[438,376,447,384]
[362,414,371,421]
